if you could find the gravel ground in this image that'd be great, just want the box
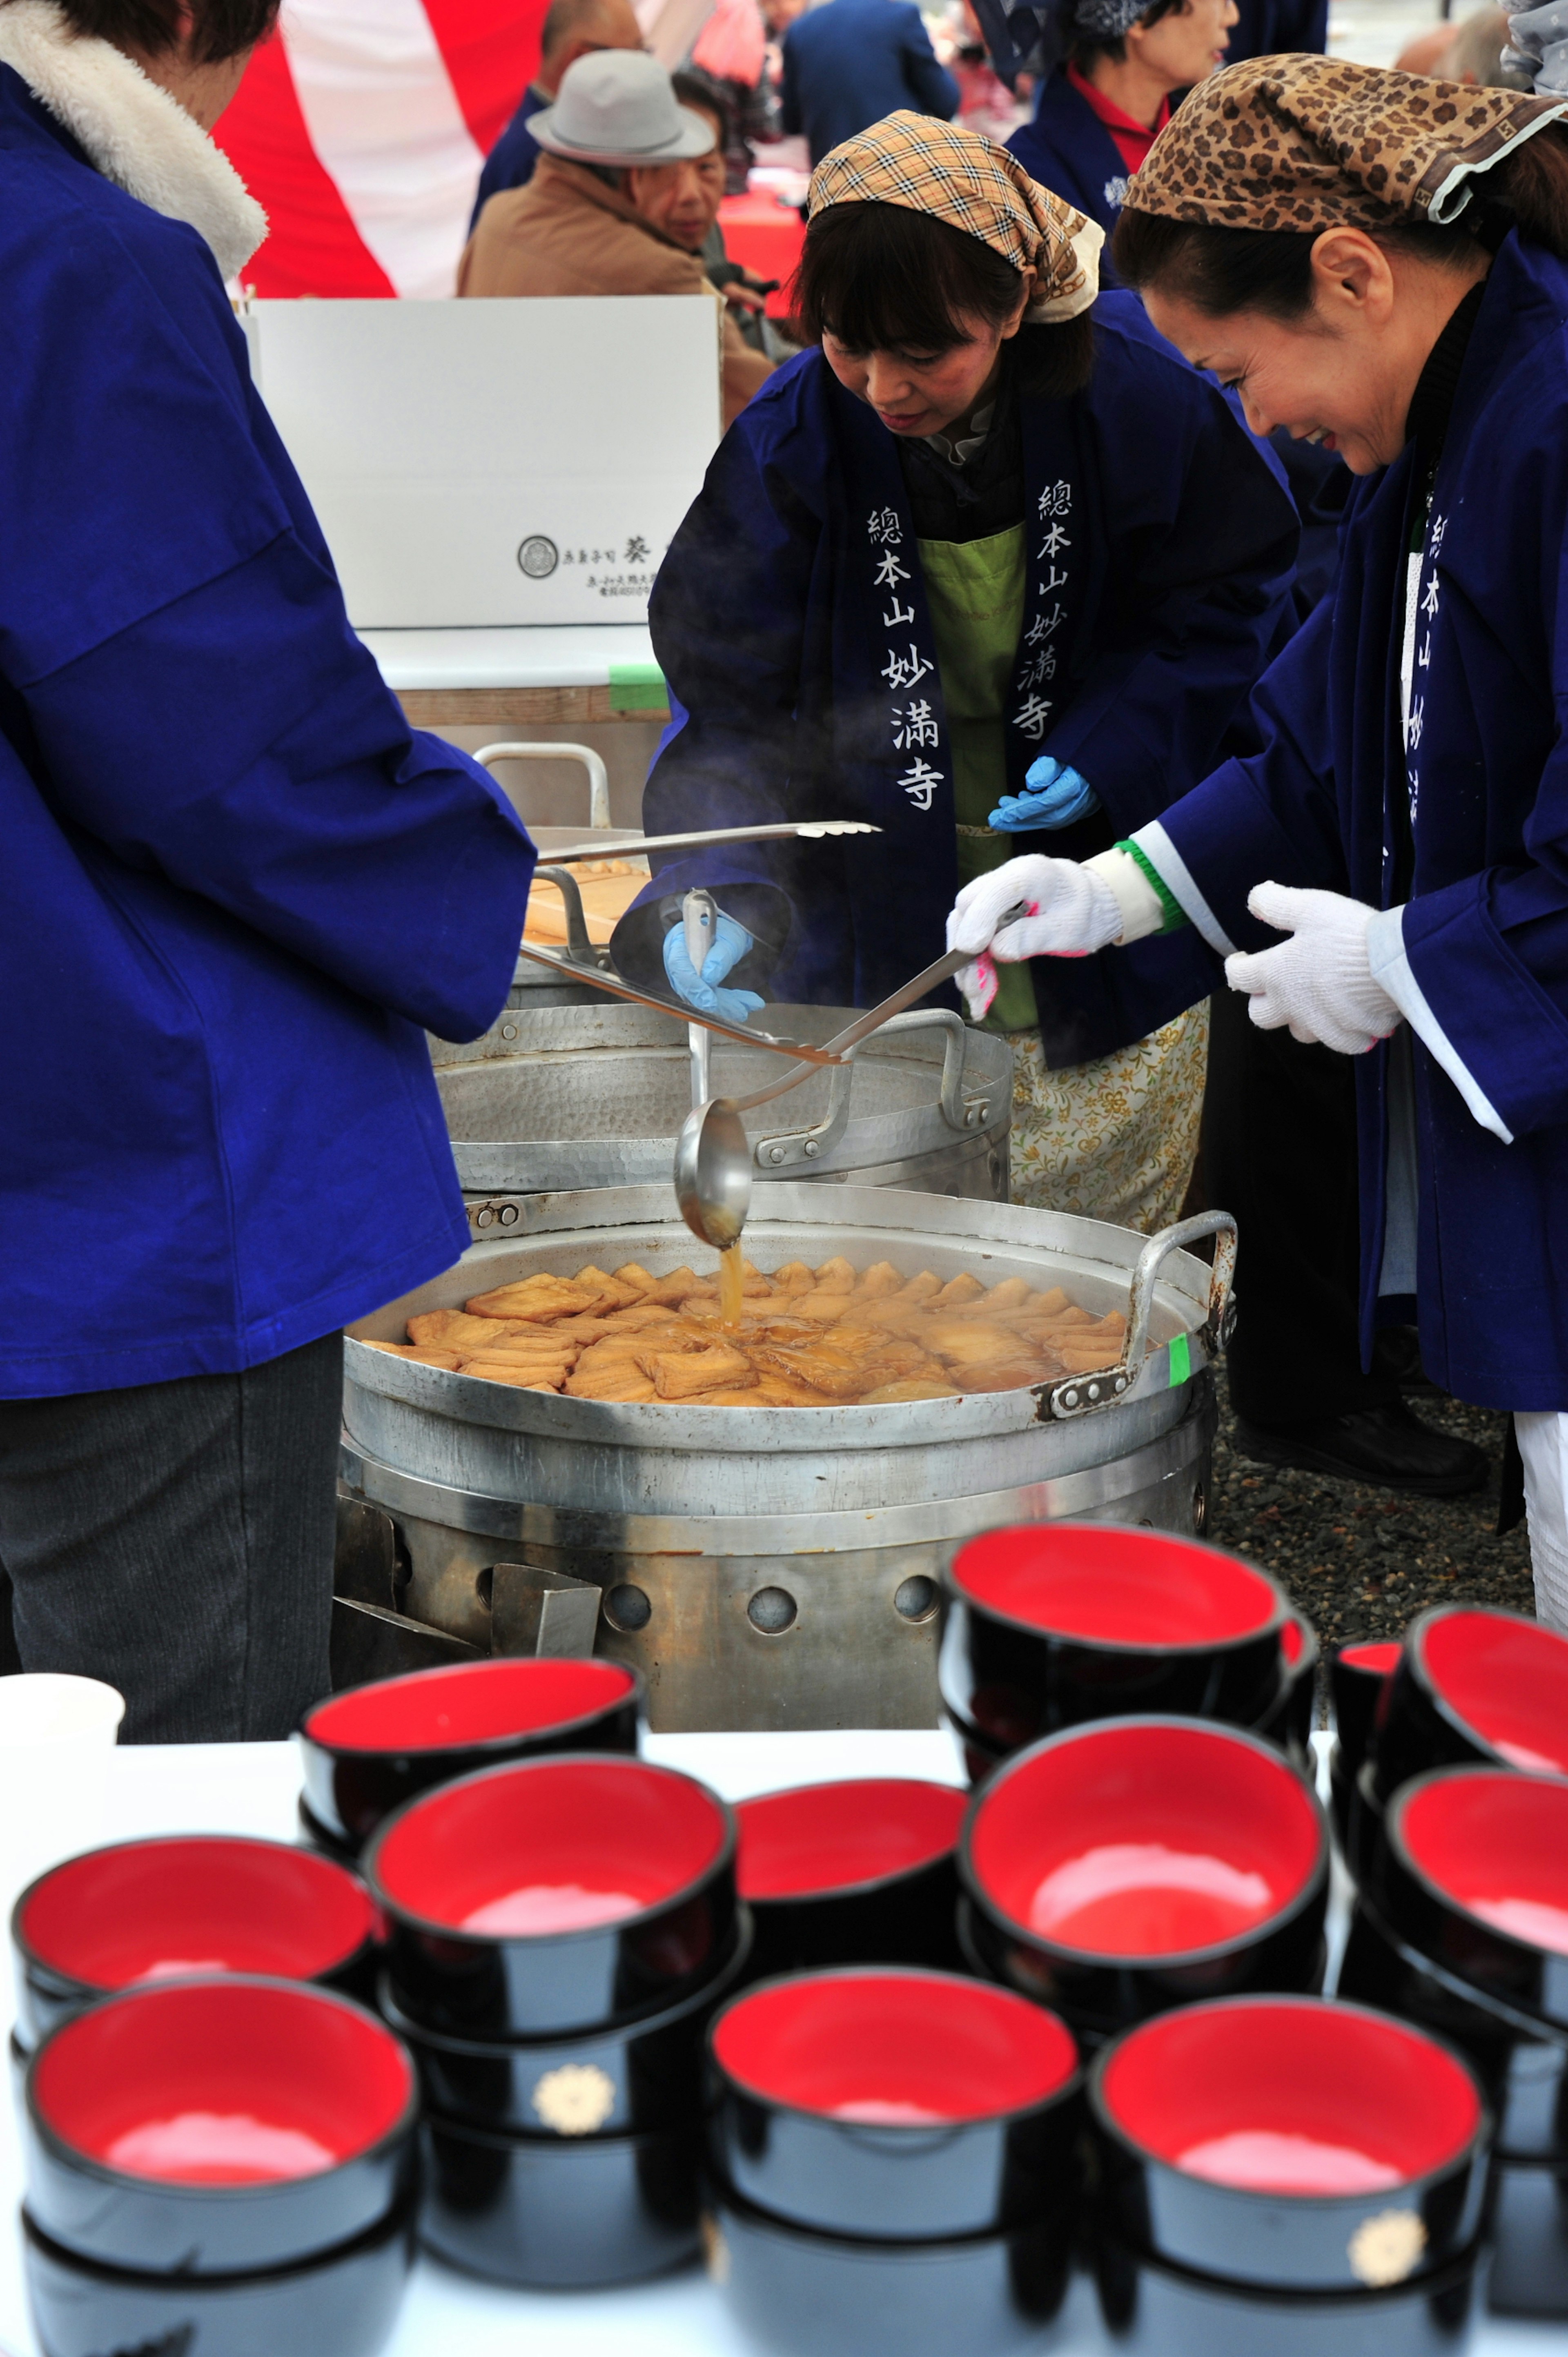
[1206,1388,1536,1657]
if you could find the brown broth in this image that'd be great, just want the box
[717,1241,745,1328]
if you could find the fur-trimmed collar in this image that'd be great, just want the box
[0,0,265,278]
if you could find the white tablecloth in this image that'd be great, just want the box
[0,1730,1558,2357]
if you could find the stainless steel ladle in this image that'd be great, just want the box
[673,915,1025,1250]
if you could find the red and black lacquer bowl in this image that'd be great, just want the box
[939,1523,1287,1758]
[23,1976,417,2275]
[22,2197,414,2357]
[11,1835,381,2051]
[1091,1996,1488,2290]
[706,1966,1081,2240]
[736,1780,967,1978]
[1372,1769,1568,2034]
[960,1717,1329,2034]
[1372,1607,1568,1803]
[367,1752,736,2039]
[419,2112,702,2285]
[1092,2217,1481,2357]
[705,2174,1074,2357]
[377,1906,752,2137]
[1253,1614,1319,1762]
[299,1657,642,1851]
[1337,1894,1568,2163]
[1330,1641,1402,1783]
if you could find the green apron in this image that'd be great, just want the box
[916,525,1035,1036]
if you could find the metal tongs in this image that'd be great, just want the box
[517,820,884,1065]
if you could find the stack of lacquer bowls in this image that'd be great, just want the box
[735,1778,968,1978]
[1347,1605,1568,1874]
[366,1750,743,2286]
[1339,1764,1568,2317]
[1328,1638,1402,1851]
[1089,1995,1490,2355]
[958,1717,1330,2042]
[10,1833,383,2080]
[939,1523,1307,1779]
[297,1655,642,1856]
[20,1976,419,2357]
[702,1966,1083,2357]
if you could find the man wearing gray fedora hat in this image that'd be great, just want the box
[459,49,774,427]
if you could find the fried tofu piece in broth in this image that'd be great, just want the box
[852,1261,904,1299]
[861,1376,962,1403]
[646,1344,757,1401]
[406,1310,516,1350]
[365,1340,463,1370]
[932,1272,986,1308]
[769,1262,817,1293]
[895,1270,942,1302]
[564,1362,660,1401]
[811,1257,857,1293]
[464,1275,603,1322]
[462,1359,566,1390]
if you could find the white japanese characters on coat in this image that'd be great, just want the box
[869,506,945,812]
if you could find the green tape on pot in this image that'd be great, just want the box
[608,662,668,711]
[1168,1332,1192,1387]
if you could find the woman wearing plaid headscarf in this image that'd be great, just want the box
[612,110,1298,1232]
[951,55,1568,1624]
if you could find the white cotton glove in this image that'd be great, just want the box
[1224,883,1403,1055]
[946,855,1124,1020]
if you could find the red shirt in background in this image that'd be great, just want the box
[1065,61,1172,177]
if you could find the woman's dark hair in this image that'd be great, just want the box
[1111,123,1568,316]
[791,202,1095,395]
[35,0,281,59]
[1071,0,1183,74]
[671,66,731,147]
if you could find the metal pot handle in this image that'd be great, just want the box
[532,865,598,967]
[1044,1209,1238,1421]
[750,1007,998,1170]
[476,742,612,831]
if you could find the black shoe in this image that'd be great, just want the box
[1232,1402,1489,1497]
[1372,1326,1442,1399]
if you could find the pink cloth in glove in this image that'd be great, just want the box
[946,855,1123,1022]
[1225,883,1402,1055]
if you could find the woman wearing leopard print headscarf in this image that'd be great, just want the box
[948,54,1568,1627]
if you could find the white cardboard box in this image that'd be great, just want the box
[245,295,722,629]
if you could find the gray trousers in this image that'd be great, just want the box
[0,1332,341,1744]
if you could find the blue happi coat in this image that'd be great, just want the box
[1146,233,1568,1410]
[1008,71,1131,258]
[0,64,536,1399]
[616,294,1298,1065]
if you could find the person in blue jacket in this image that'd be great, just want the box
[1008,4,1466,1495]
[612,112,1298,1233]
[1008,0,1235,256]
[0,0,536,1739]
[781,0,960,164]
[468,0,643,231]
[951,55,1568,1624]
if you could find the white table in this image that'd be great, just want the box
[360,625,669,731]
[0,1731,1557,2357]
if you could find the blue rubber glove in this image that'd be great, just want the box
[989,757,1100,832]
[663,912,766,1025]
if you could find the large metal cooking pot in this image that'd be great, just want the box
[342,1186,1233,1733]
[431,1004,1013,1202]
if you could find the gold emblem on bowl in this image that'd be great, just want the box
[530,2061,617,2135]
[1348,2208,1428,2287]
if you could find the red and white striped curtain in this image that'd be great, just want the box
[216,0,545,299]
